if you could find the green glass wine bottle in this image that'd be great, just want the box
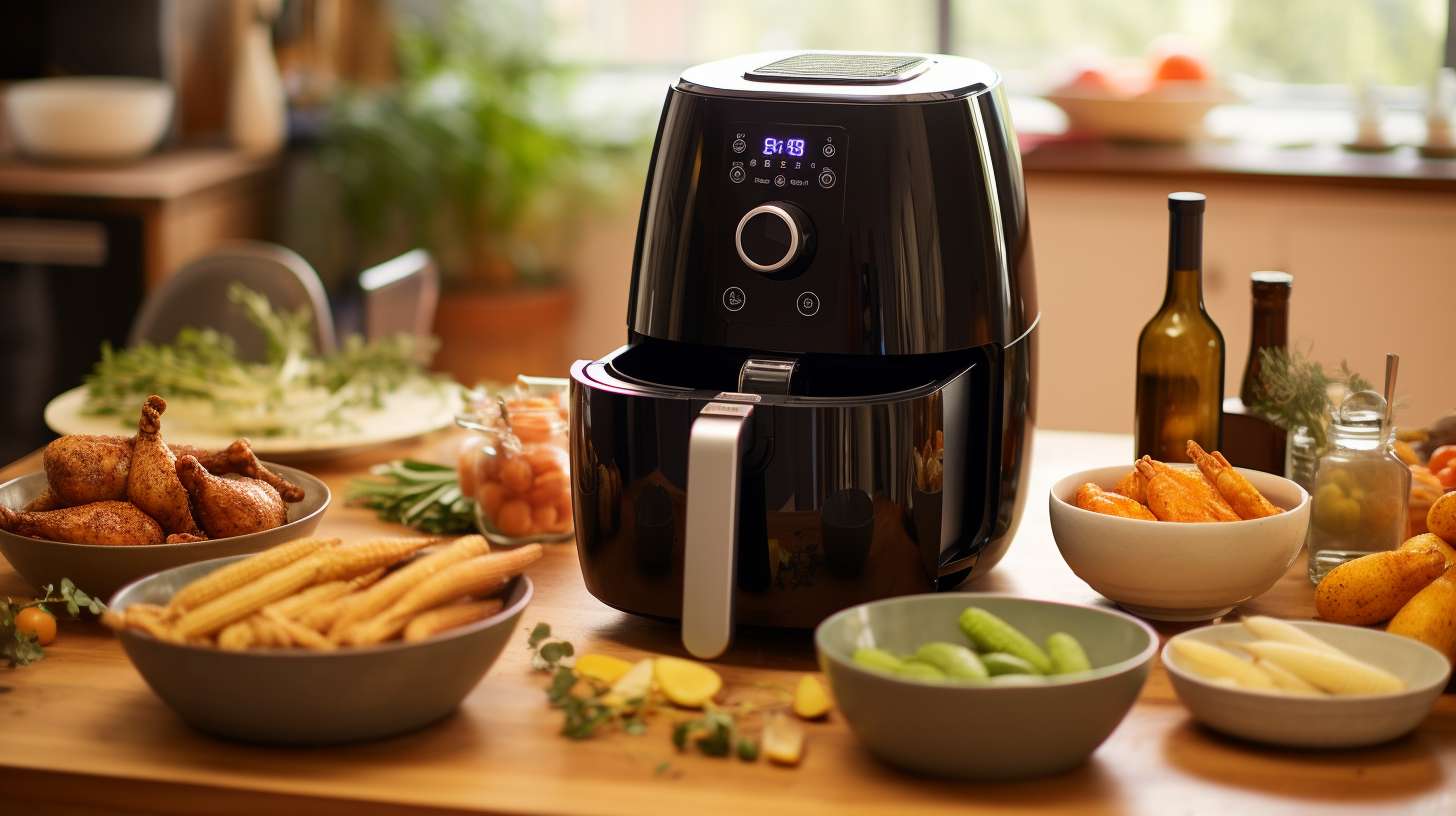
[1135,192,1225,462]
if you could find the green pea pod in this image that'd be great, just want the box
[852,647,905,674]
[958,607,1053,674]
[1046,632,1093,674]
[981,651,1040,676]
[913,641,989,681]
[893,660,947,681]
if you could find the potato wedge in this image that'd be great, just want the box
[1428,492,1456,542]
[1401,532,1456,569]
[1314,548,1447,625]
[1386,565,1456,663]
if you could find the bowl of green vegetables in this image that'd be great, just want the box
[815,594,1158,780]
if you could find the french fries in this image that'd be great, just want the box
[104,533,538,651]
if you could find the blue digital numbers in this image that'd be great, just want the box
[762,136,807,157]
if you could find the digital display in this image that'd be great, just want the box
[762,137,806,157]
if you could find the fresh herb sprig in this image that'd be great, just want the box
[1252,348,1373,452]
[82,283,447,438]
[347,460,477,534]
[2,579,106,668]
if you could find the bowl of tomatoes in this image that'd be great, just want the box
[1045,48,1235,142]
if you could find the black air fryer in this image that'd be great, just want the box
[570,51,1038,658]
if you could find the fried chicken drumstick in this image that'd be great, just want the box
[0,500,164,545]
[175,455,288,538]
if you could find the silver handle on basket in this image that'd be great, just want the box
[681,400,755,659]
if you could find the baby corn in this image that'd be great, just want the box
[315,537,436,583]
[261,608,336,650]
[266,569,385,621]
[172,549,330,639]
[217,619,257,651]
[166,537,335,614]
[344,545,541,646]
[327,534,490,638]
[403,599,505,643]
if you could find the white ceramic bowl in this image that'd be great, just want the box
[5,77,173,161]
[1049,464,1310,621]
[1045,86,1232,142]
[1163,621,1451,748]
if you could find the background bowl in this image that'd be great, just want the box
[1163,621,1450,748]
[1045,89,1228,142]
[0,465,328,599]
[5,77,174,161]
[816,593,1156,780]
[1050,464,1309,621]
[111,555,532,745]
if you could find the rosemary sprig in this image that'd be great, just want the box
[1252,347,1372,452]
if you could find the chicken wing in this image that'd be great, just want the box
[126,396,202,536]
[43,434,133,506]
[176,455,287,538]
[1187,441,1282,520]
[1074,483,1157,520]
[1112,469,1146,503]
[38,433,303,508]
[0,500,164,545]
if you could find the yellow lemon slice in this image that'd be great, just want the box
[792,674,832,719]
[653,656,722,708]
[575,653,634,686]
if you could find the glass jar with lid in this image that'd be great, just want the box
[456,377,574,547]
[1306,390,1411,584]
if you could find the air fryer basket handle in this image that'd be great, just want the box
[682,401,755,659]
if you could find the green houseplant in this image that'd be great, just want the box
[322,0,600,291]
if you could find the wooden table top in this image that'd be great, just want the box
[0,148,276,202]
[1,429,1452,815]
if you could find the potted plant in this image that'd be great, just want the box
[320,0,617,383]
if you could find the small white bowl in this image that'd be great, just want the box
[1163,621,1451,748]
[1049,464,1310,621]
[5,77,173,161]
[1044,86,1234,142]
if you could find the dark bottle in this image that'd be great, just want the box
[1238,271,1293,406]
[1135,192,1225,462]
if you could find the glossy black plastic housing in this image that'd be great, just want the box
[570,335,1033,628]
[629,83,1037,356]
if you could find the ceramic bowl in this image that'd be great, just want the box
[816,593,1157,780]
[1045,85,1234,142]
[1049,464,1310,621]
[5,77,173,161]
[1163,621,1451,748]
[0,466,328,599]
[110,555,532,744]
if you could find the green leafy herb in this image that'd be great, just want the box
[2,580,106,668]
[1252,348,1373,452]
[347,460,477,534]
[526,622,576,673]
[82,283,450,438]
[673,710,738,758]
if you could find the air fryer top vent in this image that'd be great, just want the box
[745,53,931,84]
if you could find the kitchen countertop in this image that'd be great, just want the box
[0,428,1452,815]
[0,148,276,201]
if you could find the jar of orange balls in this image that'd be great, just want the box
[456,378,573,546]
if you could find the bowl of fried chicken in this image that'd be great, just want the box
[1048,442,1310,622]
[0,395,328,599]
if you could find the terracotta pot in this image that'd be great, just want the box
[432,286,575,386]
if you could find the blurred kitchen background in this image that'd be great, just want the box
[1,0,1453,463]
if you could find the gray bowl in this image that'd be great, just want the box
[816,593,1158,780]
[110,554,532,744]
[0,465,328,599]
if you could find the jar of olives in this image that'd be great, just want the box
[456,378,574,547]
[1306,390,1411,584]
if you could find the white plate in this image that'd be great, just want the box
[44,384,460,460]
[1163,621,1451,749]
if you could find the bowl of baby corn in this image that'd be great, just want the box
[1163,615,1450,748]
[1049,442,1310,621]
[104,534,539,744]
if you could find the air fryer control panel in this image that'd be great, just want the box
[720,121,847,327]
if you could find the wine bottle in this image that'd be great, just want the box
[1238,271,1293,405]
[1135,192,1225,462]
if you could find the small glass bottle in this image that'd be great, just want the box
[1306,390,1411,584]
